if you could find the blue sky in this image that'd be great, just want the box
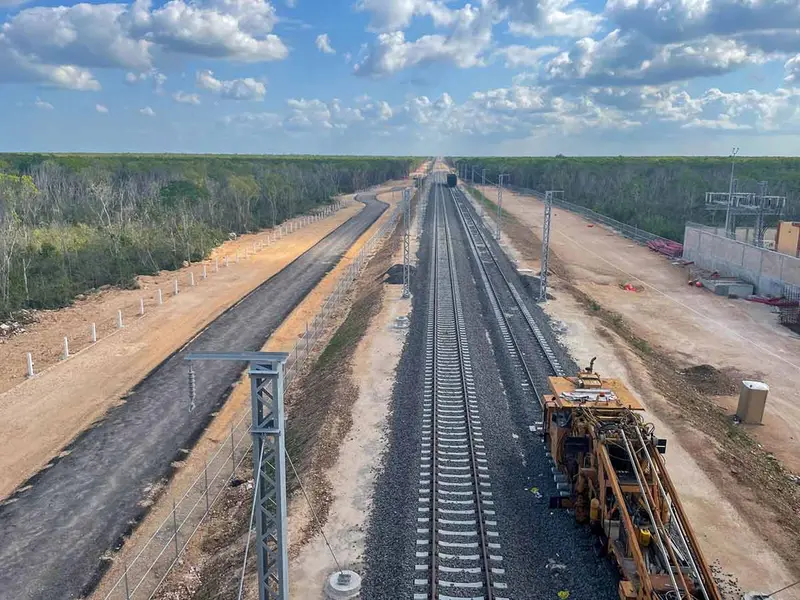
[1,0,800,155]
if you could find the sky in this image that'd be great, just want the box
[1,0,800,155]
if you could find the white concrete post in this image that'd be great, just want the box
[139,298,145,316]
[190,272,195,286]
[235,253,240,264]
[224,256,229,267]
[62,337,69,360]
[202,265,208,279]
[91,323,97,343]
[215,257,219,272]
[157,289,163,305]
[26,352,34,378]
[117,310,124,329]
[174,279,179,295]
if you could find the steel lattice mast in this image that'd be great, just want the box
[185,352,289,600]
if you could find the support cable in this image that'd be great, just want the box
[285,450,343,574]
[237,441,267,600]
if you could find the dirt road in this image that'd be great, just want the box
[0,194,387,600]
[0,202,362,500]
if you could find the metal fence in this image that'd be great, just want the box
[507,185,675,247]
[683,223,800,297]
[99,190,409,600]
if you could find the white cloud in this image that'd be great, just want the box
[2,3,152,71]
[355,0,456,32]
[95,103,109,112]
[196,69,266,100]
[785,54,800,84]
[681,117,752,131]
[503,0,603,38]
[173,90,201,104]
[315,33,335,54]
[541,30,770,87]
[606,0,800,44]
[139,105,155,116]
[222,111,282,127]
[34,97,54,110]
[355,3,493,77]
[494,44,559,68]
[129,0,288,62]
[0,0,289,90]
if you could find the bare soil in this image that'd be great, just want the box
[474,184,800,598]
[0,201,361,500]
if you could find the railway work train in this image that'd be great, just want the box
[544,360,722,600]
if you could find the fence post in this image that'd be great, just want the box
[172,497,179,558]
[123,562,131,600]
[62,337,69,360]
[215,257,219,272]
[139,298,145,316]
[230,423,236,479]
[174,279,179,295]
[91,322,97,343]
[204,455,210,514]
[117,310,124,329]
[157,289,163,305]
[190,272,195,287]
[202,265,208,279]
[224,256,229,268]
[26,352,34,378]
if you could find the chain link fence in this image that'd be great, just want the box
[508,185,676,247]
[99,189,409,600]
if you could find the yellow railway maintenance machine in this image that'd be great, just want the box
[543,360,722,600]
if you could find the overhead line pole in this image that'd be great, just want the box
[402,187,411,298]
[539,190,563,302]
[185,352,290,600]
[725,146,739,239]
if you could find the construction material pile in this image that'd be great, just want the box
[647,239,683,258]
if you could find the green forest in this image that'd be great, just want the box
[453,157,800,242]
[0,154,421,317]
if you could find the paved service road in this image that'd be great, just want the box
[0,193,387,600]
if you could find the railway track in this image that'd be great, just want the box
[447,186,565,407]
[415,182,508,600]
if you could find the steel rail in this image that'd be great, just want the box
[417,176,501,600]
[450,187,565,380]
[442,184,495,600]
[448,187,548,409]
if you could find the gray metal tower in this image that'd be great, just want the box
[185,351,289,600]
[539,191,563,302]
[496,173,509,241]
[403,187,412,298]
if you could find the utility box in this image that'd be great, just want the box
[736,381,769,424]
[775,221,800,257]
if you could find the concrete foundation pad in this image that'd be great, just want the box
[324,570,362,599]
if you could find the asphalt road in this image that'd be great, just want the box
[0,193,387,600]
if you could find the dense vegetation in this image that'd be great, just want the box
[0,154,421,316]
[452,157,800,242]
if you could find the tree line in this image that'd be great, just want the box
[0,154,420,317]
[452,156,800,242]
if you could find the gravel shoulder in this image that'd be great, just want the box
[0,194,387,600]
